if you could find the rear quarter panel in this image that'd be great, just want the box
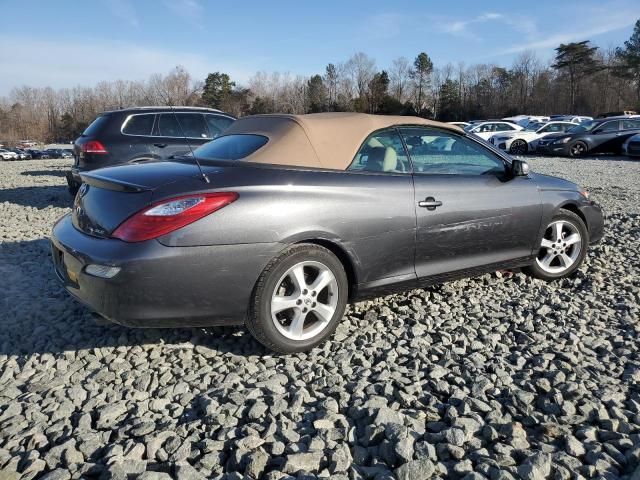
[155,164,417,285]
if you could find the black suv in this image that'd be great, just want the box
[537,116,640,157]
[67,107,235,194]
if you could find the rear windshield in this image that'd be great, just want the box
[82,115,110,136]
[194,134,268,160]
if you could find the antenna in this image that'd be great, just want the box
[167,104,210,184]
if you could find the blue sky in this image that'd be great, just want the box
[0,0,638,95]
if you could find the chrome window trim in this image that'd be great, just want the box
[120,112,235,139]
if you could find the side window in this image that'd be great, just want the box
[348,129,409,173]
[122,114,155,136]
[622,119,640,129]
[156,113,208,138]
[177,113,208,138]
[598,121,619,133]
[400,127,506,176]
[205,115,234,138]
[156,114,181,137]
[499,123,515,131]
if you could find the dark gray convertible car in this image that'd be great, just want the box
[51,113,604,353]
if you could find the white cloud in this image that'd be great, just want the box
[498,9,636,55]
[441,12,504,39]
[102,0,139,28]
[163,0,204,29]
[363,13,406,39]
[0,37,254,96]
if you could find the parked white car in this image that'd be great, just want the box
[550,115,593,124]
[464,121,524,141]
[489,121,576,154]
[622,133,640,157]
[503,115,550,128]
[0,149,19,161]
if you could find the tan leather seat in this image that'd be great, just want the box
[382,147,398,171]
[366,147,398,172]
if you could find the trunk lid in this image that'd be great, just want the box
[73,161,207,238]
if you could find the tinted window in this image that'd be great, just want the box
[122,114,154,135]
[194,134,268,160]
[400,127,506,176]
[622,119,640,129]
[542,123,570,133]
[206,115,234,138]
[156,113,208,138]
[348,129,409,173]
[82,115,110,136]
[598,121,619,133]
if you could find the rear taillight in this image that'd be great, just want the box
[112,192,238,242]
[82,140,108,154]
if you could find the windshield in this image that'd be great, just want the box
[568,120,597,133]
[193,134,268,160]
[526,122,544,131]
[463,125,474,132]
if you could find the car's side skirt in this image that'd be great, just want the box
[353,255,535,302]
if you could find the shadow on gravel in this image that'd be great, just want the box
[0,238,266,358]
[0,185,71,209]
[21,169,68,178]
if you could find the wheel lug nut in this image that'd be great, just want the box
[312,302,316,308]
[311,291,316,297]
[302,308,307,313]
[302,289,308,295]
[296,299,302,305]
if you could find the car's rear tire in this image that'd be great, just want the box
[524,210,589,281]
[247,243,348,353]
[569,141,588,157]
[509,139,528,155]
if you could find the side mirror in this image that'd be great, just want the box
[512,159,530,177]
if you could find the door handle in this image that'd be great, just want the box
[154,143,168,148]
[418,197,443,210]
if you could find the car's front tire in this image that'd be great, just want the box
[509,139,528,155]
[524,210,589,280]
[569,141,588,157]
[247,243,348,353]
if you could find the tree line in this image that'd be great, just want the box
[1,19,639,143]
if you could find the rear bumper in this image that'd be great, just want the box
[51,214,282,327]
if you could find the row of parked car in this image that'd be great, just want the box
[0,147,73,160]
[448,113,640,158]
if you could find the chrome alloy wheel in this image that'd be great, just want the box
[535,220,582,274]
[270,261,339,341]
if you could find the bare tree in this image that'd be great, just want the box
[389,57,411,102]
[345,52,376,99]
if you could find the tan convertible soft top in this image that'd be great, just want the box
[223,112,462,170]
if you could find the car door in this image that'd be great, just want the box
[152,113,209,159]
[344,128,418,288]
[399,127,543,280]
[119,113,157,162]
[619,119,640,150]
[590,120,621,153]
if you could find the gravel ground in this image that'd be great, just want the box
[0,157,639,480]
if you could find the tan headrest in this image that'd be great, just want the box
[382,147,397,171]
